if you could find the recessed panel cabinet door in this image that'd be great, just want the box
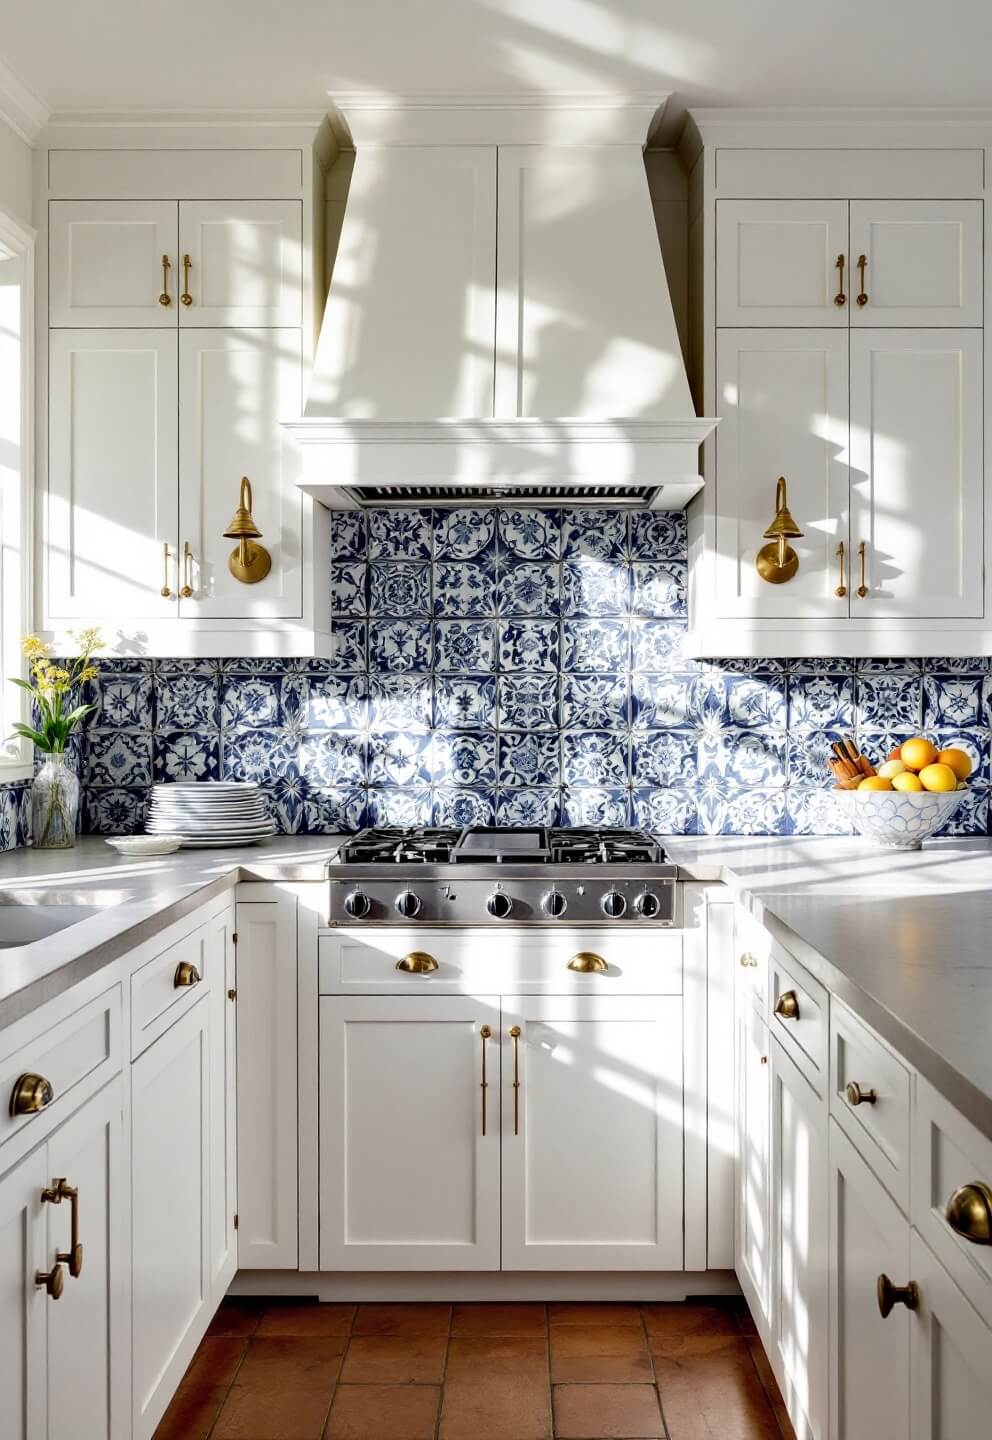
[48,329,179,621]
[849,329,983,619]
[178,201,303,327]
[910,1230,992,1439]
[319,996,501,1271]
[50,201,178,327]
[208,907,238,1303]
[500,996,683,1271]
[0,1145,48,1440]
[716,200,850,327]
[736,1004,772,1340]
[850,201,983,327]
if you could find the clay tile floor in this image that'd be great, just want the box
[154,1297,797,1440]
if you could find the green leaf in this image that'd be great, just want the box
[10,724,50,750]
[10,678,35,693]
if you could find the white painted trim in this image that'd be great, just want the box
[44,108,327,131]
[229,1269,740,1303]
[329,92,671,146]
[0,58,49,144]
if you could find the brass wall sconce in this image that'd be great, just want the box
[224,476,272,585]
[756,476,804,585]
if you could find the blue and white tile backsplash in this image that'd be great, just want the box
[4,506,992,847]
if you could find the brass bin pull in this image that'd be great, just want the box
[180,541,194,599]
[856,253,868,308]
[159,254,172,307]
[42,1178,83,1279]
[479,1025,492,1136]
[856,540,869,599]
[846,1081,877,1107]
[174,961,201,988]
[395,951,439,975]
[834,253,846,307]
[567,951,608,974]
[835,541,848,598]
[10,1073,54,1117]
[36,1262,64,1300]
[945,1182,992,1245]
[775,990,800,1021]
[161,542,174,599]
[509,1025,522,1135]
[877,1273,919,1318]
[180,253,193,306]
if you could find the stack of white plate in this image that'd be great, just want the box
[146,782,274,847]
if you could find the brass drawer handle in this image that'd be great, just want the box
[395,951,438,975]
[739,952,759,968]
[834,253,846,307]
[510,1025,522,1135]
[36,1261,64,1300]
[10,1073,54,1117]
[945,1182,992,1246]
[42,1178,83,1278]
[846,1081,877,1107]
[775,990,800,1021]
[568,951,608,974]
[856,253,868,307]
[479,1025,491,1136]
[174,961,201,988]
[877,1273,919,1318]
[159,253,172,307]
[180,253,193,306]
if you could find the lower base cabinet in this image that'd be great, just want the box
[736,1001,772,1336]
[910,1229,992,1438]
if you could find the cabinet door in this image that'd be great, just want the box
[716,200,850,327]
[715,328,850,618]
[0,1144,48,1440]
[48,329,179,621]
[178,201,302,327]
[178,328,302,619]
[850,329,983,619]
[828,1118,910,1440]
[208,908,237,1302]
[319,995,500,1271]
[46,1077,127,1440]
[50,201,178,327]
[770,1036,828,1440]
[736,1003,772,1339]
[910,1230,992,1439]
[501,995,683,1271]
[131,998,211,1440]
[235,892,298,1270]
[850,201,983,327]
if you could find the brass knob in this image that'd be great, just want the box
[567,951,608,974]
[774,990,800,1021]
[846,1081,877,1107]
[174,961,201,988]
[10,1073,54,1117]
[395,951,439,975]
[945,1182,992,1246]
[36,1262,64,1300]
[877,1273,919,1318]
[739,952,758,968]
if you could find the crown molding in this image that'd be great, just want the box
[45,107,327,130]
[0,58,49,144]
[688,104,992,130]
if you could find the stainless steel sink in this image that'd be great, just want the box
[0,890,128,948]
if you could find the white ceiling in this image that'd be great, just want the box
[3,0,992,125]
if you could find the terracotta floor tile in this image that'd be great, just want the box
[451,1302,548,1337]
[324,1383,441,1440]
[648,1330,747,1363]
[154,1337,247,1439]
[340,1335,447,1385]
[207,1297,268,1337]
[257,1303,356,1338]
[550,1325,653,1384]
[153,1387,230,1440]
[553,1382,664,1439]
[211,1338,343,1440]
[548,1302,643,1328]
[445,1335,549,1382]
[641,1301,741,1341]
[353,1303,451,1337]
[653,1335,781,1439]
[440,1373,552,1439]
[745,1337,797,1440]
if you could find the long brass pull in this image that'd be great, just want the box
[180,253,193,306]
[479,1025,491,1136]
[180,541,194,599]
[174,960,201,988]
[159,254,172,307]
[42,1178,83,1279]
[395,951,439,975]
[834,253,846,307]
[567,951,608,974]
[509,1025,521,1135]
[35,1262,64,1300]
[161,542,174,599]
[856,254,868,308]
[9,1073,54,1117]
[877,1273,919,1318]
[835,541,848,598]
[775,990,800,1021]
[945,1182,992,1245]
[846,1081,877,1107]
[856,540,869,599]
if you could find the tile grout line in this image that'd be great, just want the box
[638,1303,670,1439]
[202,1309,261,1440]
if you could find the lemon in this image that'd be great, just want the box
[858,775,893,791]
[891,771,924,792]
[877,759,907,779]
[918,763,958,793]
[900,737,939,771]
[937,747,972,782]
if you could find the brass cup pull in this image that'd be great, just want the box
[510,1025,522,1135]
[877,1273,919,1318]
[174,961,201,988]
[835,540,848,598]
[10,1073,54,1117]
[42,1178,83,1279]
[834,253,847,307]
[161,541,174,599]
[945,1182,992,1245]
[739,952,758,969]
[856,253,868,307]
[395,951,439,975]
[775,990,800,1021]
[856,540,869,599]
[180,540,194,599]
[159,253,172,306]
[479,1025,492,1136]
[35,1262,64,1300]
[567,951,608,974]
[846,1081,877,1107]
[180,253,193,306]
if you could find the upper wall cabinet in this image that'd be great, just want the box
[848,201,983,327]
[716,201,850,327]
[178,202,302,327]
[50,201,179,327]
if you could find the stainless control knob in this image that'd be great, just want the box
[634,892,661,918]
[601,890,627,918]
[344,890,372,919]
[394,890,422,918]
[542,889,568,918]
[486,891,513,919]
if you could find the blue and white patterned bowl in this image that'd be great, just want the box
[835,788,963,849]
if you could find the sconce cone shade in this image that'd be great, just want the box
[224,476,271,584]
[762,477,803,541]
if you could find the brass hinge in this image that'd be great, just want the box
[232,932,238,946]
[233,1213,239,1230]
[227,988,237,1001]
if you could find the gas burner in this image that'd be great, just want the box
[338,826,460,864]
[548,827,664,865]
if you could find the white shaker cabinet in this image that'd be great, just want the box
[849,201,983,327]
[177,201,303,328]
[49,201,179,327]
[910,1230,992,1439]
[716,200,850,327]
[736,1000,773,1339]
[208,907,238,1304]
[0,1143,48,1439]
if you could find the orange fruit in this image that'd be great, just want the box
[900,737,939,772]
[858,775,893,791]
[891,771,924,792]
[937,747,972,782]
[887,747,903,763]
[918,763,957,793]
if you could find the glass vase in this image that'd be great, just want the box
[31,752,80,850]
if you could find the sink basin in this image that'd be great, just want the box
[0,890,128,948]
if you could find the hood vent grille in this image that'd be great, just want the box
[338,483,661,508]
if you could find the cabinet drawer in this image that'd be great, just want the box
[830,1000,911,1212]
[0,984,122,1162]
[769,944,828,1095]
[131,922,210,1057]
[318,928,682,996]
[734,905,771,1013]
[913,1077,992,1328]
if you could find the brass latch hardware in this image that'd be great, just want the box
[835,541,848,598]
[227,988,237,1001]
[479,1025,492,1136]
[180,540,194,599]
[224,476,272,585]
[180,253,193,306]
[159,254,172,307]
[856,253,868,307]
[834,253,846,307]
[756,477,803,585]
[161,542,174,599]
[856,540,869,599]
[945,1182,992,1245]
[509,1025,522,1135]
[41,1177,83,1278]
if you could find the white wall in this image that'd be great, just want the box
[0,114,33,227]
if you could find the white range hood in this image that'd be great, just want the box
[287,95,717,509]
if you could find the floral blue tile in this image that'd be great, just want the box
[857,657,923,673]
[787,788,854,837]
[788,729,847,788]
[937,784,988,837]
[629,619,683,672]
[300,733,366,787]
[367,732,432,786]
[432,733,497,786]
[561,788,631,827]
[561,560,630,617]
[787,656,856,674]
[434,676,497,729]
[435,620,496,673]
[433,788,496,826]
[367,675,431,732]
[153,731,220,782]
[498,674,559,730]
[86,671,153,729]
[498,733,560,787]
[366,787,432,825]
[86,731,152,786]
[498,562,559,617]
[369,561,431,617]
[327,621,367,672]
[857,673,922,730]
[630,512,685,560]
[562,619,627,671]
[499,620,560,672]
[262,773,306,834]
[154,668,219,728]
[84,787,145,835]
[725,674,788,729]
[433,508,496,558]
[223,729,300,785]
[700,728,787,787]
[368,508,433,559]
[632,673,699,729]
[331,510,367,558]
[697,784,788,836]
[925,657,990,673]
[496,787,561,825]
[497,508,561,560]
[303,787,367,832]
[219,658,298,674]
[330,562,368,616]
[562,509,628,560]
[788,675,855,730]
[293,674,368,731]
[630,563,687,619]
[0,783,31,851]
[924,675,983,728]
[221,676,281,728]
[369,619,433,673]
[561,673,628,730]
[561,732,628,788]
[632,731,697,786]
[632,786,696,835]
[433,561,496,617]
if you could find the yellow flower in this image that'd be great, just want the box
[22,634,51,660]
[70,627,104,657]
[78,665,99,683]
